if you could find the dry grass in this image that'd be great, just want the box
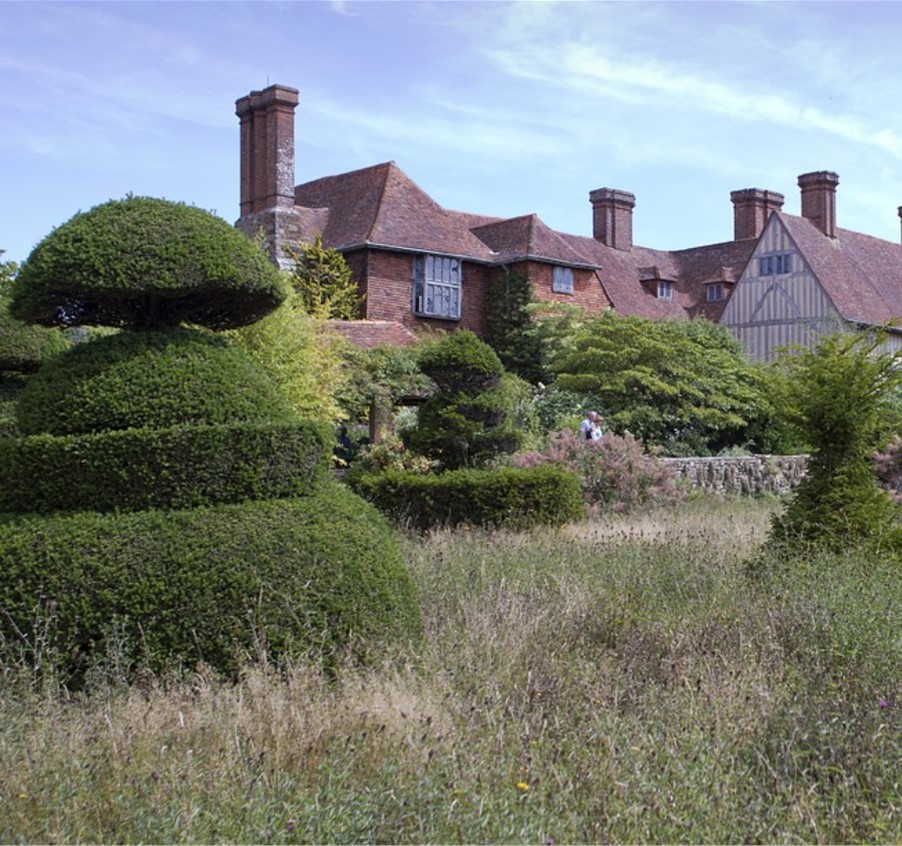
[2,497,901,843]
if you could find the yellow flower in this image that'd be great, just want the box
[516,781,530,792]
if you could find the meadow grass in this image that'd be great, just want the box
[2,496,901,843]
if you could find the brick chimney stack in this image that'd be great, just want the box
[798,171,840,238]
[236,84,299,216]
[235,84,301,268]
[590,188,636,251]
[730,188,785,240]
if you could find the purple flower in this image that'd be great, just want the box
[880,698,889,709]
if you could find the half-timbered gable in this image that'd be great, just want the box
[719,214,844,360]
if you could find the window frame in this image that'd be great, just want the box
[706,282,724,302]
[758,252,793,277]
[412,254,463,320]
[657,280,674,300]
[552,265,574,294]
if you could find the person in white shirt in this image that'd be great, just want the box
[579,410,600,441]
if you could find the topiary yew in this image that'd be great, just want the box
[16,328,294,436]
[0,197,421,683]
[405,331,522,469]
[10,196,288,330]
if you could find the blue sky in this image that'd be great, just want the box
[3,0,902,265]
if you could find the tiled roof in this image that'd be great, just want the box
[294,162,496,261]
[471,214,596,267]
[294,161,902,331]
[327,319,420,349]
[778,212,902,327]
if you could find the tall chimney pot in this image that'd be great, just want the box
[798,171,839,238]
[590,188,636,251]
[730,188,785,240]
[236,84,299,216]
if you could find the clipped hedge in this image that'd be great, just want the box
[11,195,287,330]
[351,465,586,531]
[0,486,422,682]
[16,328,295,436]
[0,296,70,373]
[0,420,331,513]
[418,329,503,392]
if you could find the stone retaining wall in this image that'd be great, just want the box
[662,455,808,497]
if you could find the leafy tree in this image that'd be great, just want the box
[769,329,902,551]
[11,196,287,329]
[285,235,364,320]
[404,330,523,469]
[226,288,349,423]
[0,250,17,289]
[550,311,771,455]
[483,271,545,384]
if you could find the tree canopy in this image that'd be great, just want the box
[11,196,288,330]
[550,311,771,455]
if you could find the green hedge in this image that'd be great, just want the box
[0,420,331,513]
[351,465,586,531]
[11,196,287,330]
[0,486,421,682]
[16,328,295,436]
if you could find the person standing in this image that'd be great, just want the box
[579,410,600,441]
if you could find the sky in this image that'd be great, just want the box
[4,0,902,266]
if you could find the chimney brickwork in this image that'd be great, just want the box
[798,171,840,238]
[590,188,636,251]
[236,84,299,214]
[236,84,301,268]
[730,188,785,240]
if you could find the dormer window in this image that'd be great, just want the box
[413,254,462,320]
[657,280,673,300]
[552,266,574,294]
[758,252,792,276]
[706,283,724,302]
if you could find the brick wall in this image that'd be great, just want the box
[346,248,491,336]
[519,261,612,312]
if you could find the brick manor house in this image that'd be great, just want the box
[236,84,902,361]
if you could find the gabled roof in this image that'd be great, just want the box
[294,162,496,262]
[777,212,902,328]
[470,214,596,267]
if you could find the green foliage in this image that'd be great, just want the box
[0,295,70,374]
[284,235,363,320]
[531,386,604,433]
[0,421,331,514]
[11,196,287,329]
[513,428,681,512]
[768,329,902,551]
[344,434,435,485]
[338,342,432,424]
[351,465,585,530]
[416,329,503,392]
[404,331,522,469]
[0,250,17,289]
[0,487,421,682]
[226,288,348,423]
[483,271,546,383]
[551,311,772,455]
[16,328,295,436]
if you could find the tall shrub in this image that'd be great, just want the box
[769,329,902,551]
[403,331,523,469]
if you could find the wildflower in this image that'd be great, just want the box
[286,820,296,834]
[516,781,530,792]
[880,698,889,709]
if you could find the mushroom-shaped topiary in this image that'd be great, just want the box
[10,196,288,330]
